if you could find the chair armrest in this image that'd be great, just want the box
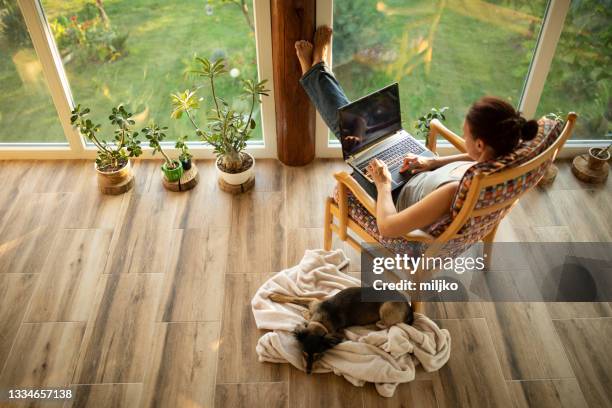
[427,119,467,153]
[333,171,435,244]
[334,171,377,215]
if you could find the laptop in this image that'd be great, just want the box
[338,83,435,198]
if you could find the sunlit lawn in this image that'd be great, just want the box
[1,0,260,143]
[0,0,606,143]
[333,0,544,139]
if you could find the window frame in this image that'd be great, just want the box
[1,0,609,159]
[315,0,608,159]
[0,0,277,159]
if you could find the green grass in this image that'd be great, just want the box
[332,0,610,141]
[1,0,261,143]
[332,0,544,140]
[1,0,609,144]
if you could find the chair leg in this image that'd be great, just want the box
[483,224,499,270]
[412,300,424,314]
[323,197,333,251]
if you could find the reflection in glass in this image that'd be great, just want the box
[42,0,262,141]
[536,0,611,140]
[332,0,546,140]
[0,0,65,142]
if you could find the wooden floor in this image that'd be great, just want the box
[0,159,610,408]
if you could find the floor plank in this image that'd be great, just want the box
[286,228,361,272]
[362,380,438,408]
[508,379,589,408]
[285,159,349,230]
[481,302,574,380]
[64,384,142,408]
[547,302,612,319]
[140,322,220,408]
[62,189,125,230]
[215,382,288,408]
[23,161,87,194]
[0,192,70,274]
[0,159,610,408]
[547,189,612,241]
[25,229,112,323]
[216,274,286,383]
[158,228,228,322]
[227,192,286,274]
[433,318,512,408]
[73,274,162,384]
[253,159,285,192]
[0,274,38,369]
[0,322,85,387]
[103,192,178,274]
[288,370,364,408]
[553,318,612,408]
[172,184,233,229]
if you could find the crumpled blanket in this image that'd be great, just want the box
[251,249,451,397]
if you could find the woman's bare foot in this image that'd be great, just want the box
[295,40,313,75]
[312,26,332,65]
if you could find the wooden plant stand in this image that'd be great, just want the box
[162,164,199,192]
[99,175,134,195]
[572,154,609,184]
[218,176,255,194]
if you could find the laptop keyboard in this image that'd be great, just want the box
[356,137,426,173]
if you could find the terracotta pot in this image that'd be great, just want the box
[216,152,255,185]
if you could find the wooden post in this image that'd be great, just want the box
[271,0,316,166]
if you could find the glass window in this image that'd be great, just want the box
[331,0,547,140]
[0,0,65,143]
[41,0,262,141]
[536,0,611,140]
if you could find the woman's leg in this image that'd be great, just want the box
[299,62,350,139]
[296,27,349,140]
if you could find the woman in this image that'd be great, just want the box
[297,27,538,238]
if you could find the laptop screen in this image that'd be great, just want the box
[338,83,401,160]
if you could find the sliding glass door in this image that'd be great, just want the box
[316,0,609,155]
[0,0,65,143]
[0,0,275,157]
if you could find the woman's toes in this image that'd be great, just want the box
[315,25,333,44]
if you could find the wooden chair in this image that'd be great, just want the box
[323,113,577,312]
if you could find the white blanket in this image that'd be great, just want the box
[251,249,451,397]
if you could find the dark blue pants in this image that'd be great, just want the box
[299,62,349,140]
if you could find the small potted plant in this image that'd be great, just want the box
[175,135,193,170]
[415,106,449,142]
[142,122,184,182]
[171,57,269,186]
[588,142,611,170]
[70,104,142,194]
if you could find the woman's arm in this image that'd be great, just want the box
[433,153,472,167]
[400,153,472,174]
[368,159,458,238]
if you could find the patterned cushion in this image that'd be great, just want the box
[333,117,564,255]
[333,188,424,255]
[427,117,563,237]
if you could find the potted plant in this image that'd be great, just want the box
[415,106,448,143]
[587,142,611,169]
[175,135,193,170]
[142,122,184,182]
[70,104,142,194]
[171,57,269,185]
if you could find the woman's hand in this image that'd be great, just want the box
[399,154,438,174]
[367,158,392,189]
